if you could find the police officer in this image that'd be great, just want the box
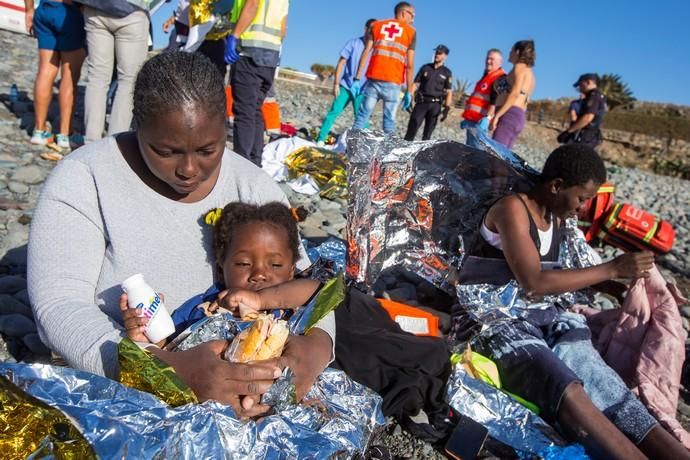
[404,44,453,141]
[557,73,606,148]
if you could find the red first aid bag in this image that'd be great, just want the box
[599,203,675,254]
[578,183,615,242]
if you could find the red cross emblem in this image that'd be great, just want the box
[381,21,403,40]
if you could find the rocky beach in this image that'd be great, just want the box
[1,26,690,458]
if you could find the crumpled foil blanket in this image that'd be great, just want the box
[446,363,569,456]
[456,219,598,325]
[1,277,383,458]
[0,362,384,459]
[345,128,539,293]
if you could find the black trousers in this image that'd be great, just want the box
[197,39,227,78]
[230,56,276,165]
[405,101,442,141]
[575,127,602,148]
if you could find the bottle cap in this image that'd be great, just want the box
[121,273,145,293]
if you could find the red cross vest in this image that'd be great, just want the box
[366,19,415,85]
[462,68,506,122]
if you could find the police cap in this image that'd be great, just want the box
[574,73,599,87]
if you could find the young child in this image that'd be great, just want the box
[457,143,689,460]
[24,0,86,150]
[121,201,453,436]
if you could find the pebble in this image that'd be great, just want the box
[0,313,36,337]
[0,293,32,317]
[8,181,29,194]
[13,288,30,306]
[0,336,16,363]
[22,332,50,355]
[0,274,26,294]
[10,165,45,185]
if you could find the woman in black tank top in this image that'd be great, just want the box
[456,145,689,460]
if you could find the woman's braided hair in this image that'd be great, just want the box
[132,51,226,128]
[212,202,300,278]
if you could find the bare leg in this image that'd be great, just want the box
[33,49,60,131]
[558,383,645,460]
[57,48,86,135]
[639,425,690,460]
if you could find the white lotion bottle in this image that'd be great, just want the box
[121,274,175,343]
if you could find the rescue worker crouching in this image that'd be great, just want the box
[557,73,607,148]
[404,44,453,141]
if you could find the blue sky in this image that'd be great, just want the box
[152,0,690,105]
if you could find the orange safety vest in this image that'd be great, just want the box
[462,68,506,122]
[366,19,415,86]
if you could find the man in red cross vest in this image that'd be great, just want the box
[460,48,505,149]
[351,2,416,134]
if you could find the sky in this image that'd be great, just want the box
[151,0,690,105]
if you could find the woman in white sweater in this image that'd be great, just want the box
[27,51,334,417]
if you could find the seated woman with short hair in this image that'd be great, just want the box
[457,143,689,460]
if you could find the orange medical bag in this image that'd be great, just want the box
[577,182,615,242]
[599,203,675,254]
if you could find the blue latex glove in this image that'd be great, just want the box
[350,79,362,97]
[401,92,412,110]
[224,35,240,64]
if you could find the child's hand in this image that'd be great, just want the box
[219,290,263,320]
[119,293,151,343]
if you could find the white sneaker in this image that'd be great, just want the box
[30,129,53,145]
[56,134,70,150]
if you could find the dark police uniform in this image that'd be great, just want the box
[575,88,606,147]
[404,63,452,141]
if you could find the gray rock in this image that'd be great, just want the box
[10,165,45,184]
[0,293,31,317]
[23,332,50,355]
[13,288,30,306]
[0,313,36,336]
[682,307,690,319]
[0,274,26,294]
[0,335,15,363]
[8,181,29,194]
[0,242,28,267]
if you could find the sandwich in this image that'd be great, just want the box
[225,313,289,362]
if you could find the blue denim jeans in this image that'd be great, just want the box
[353,79,401,134]
[460,118,489,149]
[473,312,657,443]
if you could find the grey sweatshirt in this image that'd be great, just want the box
[28,136,333,378]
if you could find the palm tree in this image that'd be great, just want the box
[598,74,636,110]
[310,63,335,83]
[453,78,472,108]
